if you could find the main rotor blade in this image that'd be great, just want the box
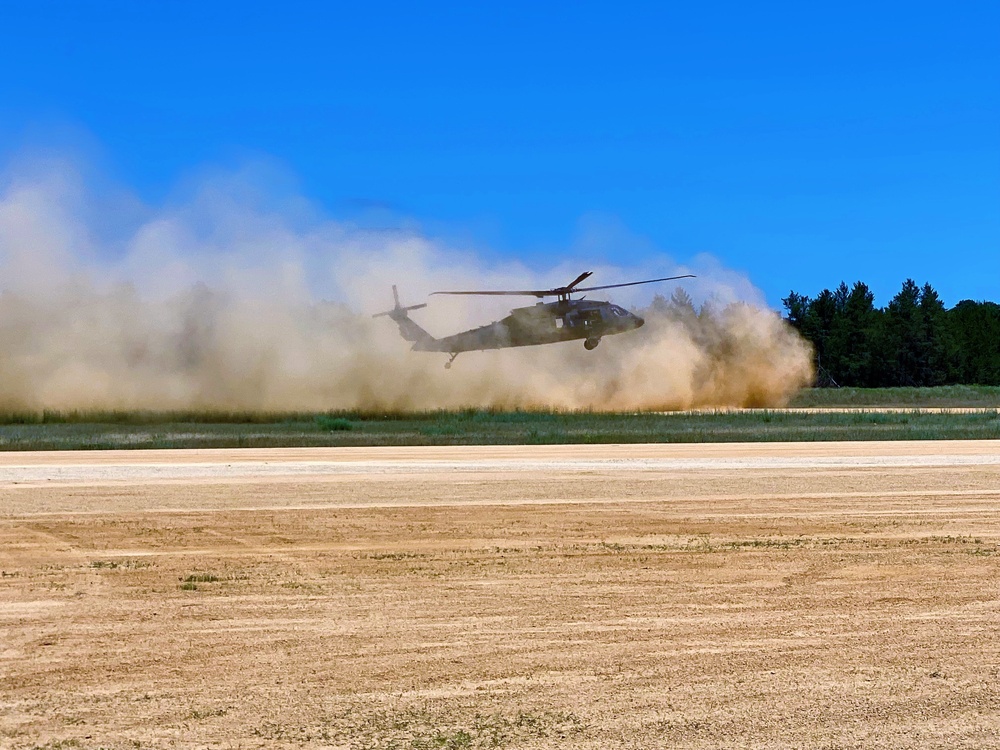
[432,270,595,298]
[431,273,695,298]
[573,274,696,294]
[431,289,551,297]
[564,270,593,290]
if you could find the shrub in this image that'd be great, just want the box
[315,414,354,431]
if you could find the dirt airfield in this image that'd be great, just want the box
[2,441,1000,749]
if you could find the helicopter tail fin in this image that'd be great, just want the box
[372,286,437,346]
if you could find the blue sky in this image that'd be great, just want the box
[1,1,997,308]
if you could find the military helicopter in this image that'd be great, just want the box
[374,271,695,368]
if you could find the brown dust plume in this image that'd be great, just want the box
[0,158,814,412]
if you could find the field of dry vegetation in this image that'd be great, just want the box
[3,396,1000,451]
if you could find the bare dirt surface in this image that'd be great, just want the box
[2,441,1000,749]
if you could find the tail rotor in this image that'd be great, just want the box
[372,285,428,320]
[372,286,437,348]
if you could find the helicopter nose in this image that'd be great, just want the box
[634,315,645,328]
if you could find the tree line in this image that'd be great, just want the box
[782,280,1000,387]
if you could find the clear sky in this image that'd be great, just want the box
[1,1,997,308]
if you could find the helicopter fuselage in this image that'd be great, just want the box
[374,270,691,367]
[412,299,644,353]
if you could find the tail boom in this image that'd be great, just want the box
[373,285,439,349]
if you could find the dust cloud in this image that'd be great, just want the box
[0,156,814,412]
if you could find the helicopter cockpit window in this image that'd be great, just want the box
[611,305,628,316]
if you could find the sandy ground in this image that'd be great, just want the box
[2,441,1000,749]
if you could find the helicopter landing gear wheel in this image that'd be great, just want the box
[584,337,600,350]
[444,352,459,369]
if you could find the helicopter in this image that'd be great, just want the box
[373,271,695,368]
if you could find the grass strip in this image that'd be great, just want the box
[789,385,1000,408]
[0,407,998,450]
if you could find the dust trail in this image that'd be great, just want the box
[0,156,813,412]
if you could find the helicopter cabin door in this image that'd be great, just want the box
[581,309,602,329]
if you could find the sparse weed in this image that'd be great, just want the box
[187,706,229,720]
[178,572,219,590]
[726,537,809,550]
[183,573,220,583]
[89,559,150,570]
[361,552,425,561]
[968,547,996,557]
[251,707,588,747]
